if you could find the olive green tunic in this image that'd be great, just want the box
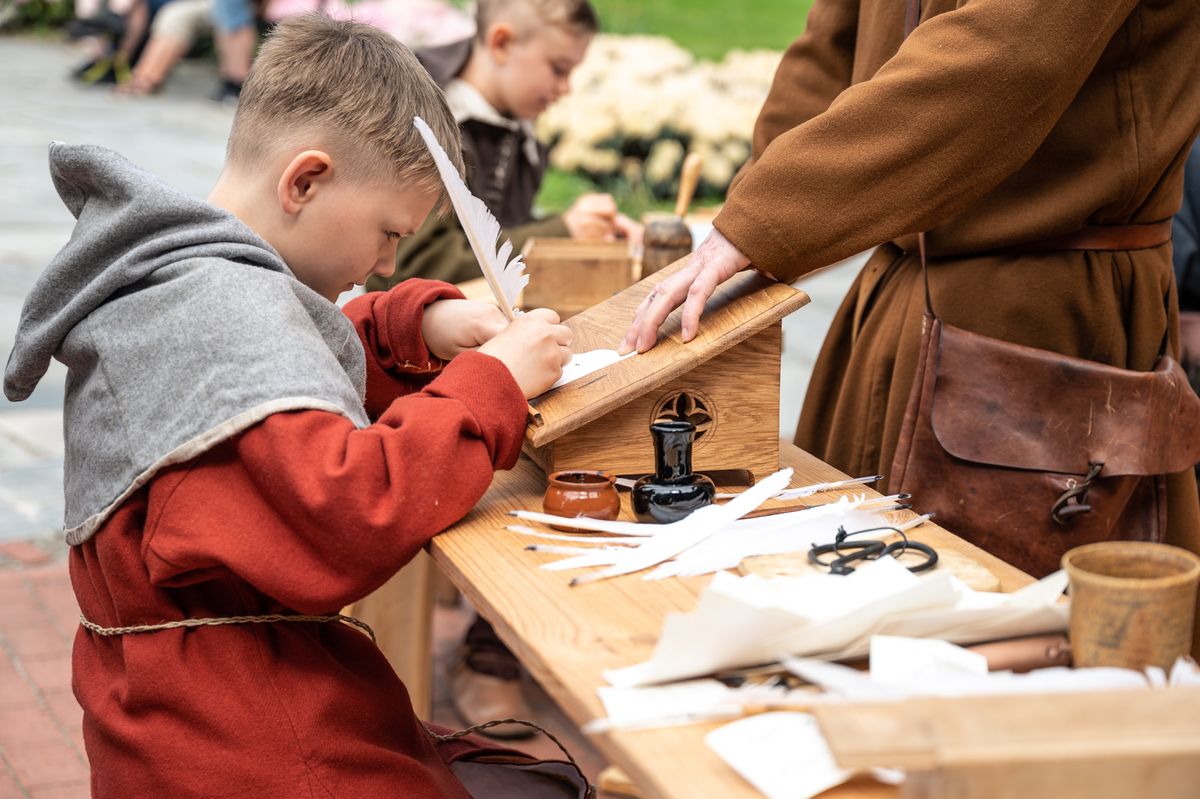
[713,0,1200,571]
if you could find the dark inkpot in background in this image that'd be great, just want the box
[632,420,716,523]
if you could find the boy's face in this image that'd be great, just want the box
[280,170,439,301]
[491,25,590,120]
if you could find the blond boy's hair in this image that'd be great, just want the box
[227,14,464,199]
[475,0,599,40]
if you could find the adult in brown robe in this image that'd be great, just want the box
[621,0,1200,571]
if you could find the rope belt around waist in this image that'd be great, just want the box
[79,612,377,643]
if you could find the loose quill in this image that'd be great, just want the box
[413,116,528,318]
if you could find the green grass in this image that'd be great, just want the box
[537,168,726,216]
[590,0,813,60]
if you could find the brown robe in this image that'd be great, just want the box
[713,0,1200,571]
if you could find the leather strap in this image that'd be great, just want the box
[905,0,921,36]
[1003,221,1174,253]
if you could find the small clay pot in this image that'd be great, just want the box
[543,471,621,528]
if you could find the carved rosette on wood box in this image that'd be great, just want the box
[523,258,810,480]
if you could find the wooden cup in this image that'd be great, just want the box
[1063,541,1200,670]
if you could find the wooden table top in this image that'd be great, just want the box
[428,443,1033,799]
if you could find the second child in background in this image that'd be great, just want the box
[368,0,641,290]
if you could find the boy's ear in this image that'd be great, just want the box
[484,21,517,64]
[278,150,334,215]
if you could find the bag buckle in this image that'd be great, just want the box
[1051,462,1103,525]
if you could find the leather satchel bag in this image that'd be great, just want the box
[890,236,1200,577]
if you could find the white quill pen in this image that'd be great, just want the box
[413,116,528,318]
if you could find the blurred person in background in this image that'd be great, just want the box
[67,0,170,85]
[115,0,214,95]
[368,0,641,290]
[209,0,256,100]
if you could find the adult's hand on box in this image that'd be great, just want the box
[619,228,751,354]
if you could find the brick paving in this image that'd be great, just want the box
[0,562,88,799]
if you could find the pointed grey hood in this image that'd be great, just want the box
[5,144,370,544]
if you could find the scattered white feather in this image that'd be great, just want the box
[567,468,794,586]
[509,510,657,536]
[506,525,645,545]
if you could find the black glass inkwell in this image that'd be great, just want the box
[632,420,716,523]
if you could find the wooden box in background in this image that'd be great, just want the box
[520,238,636,318]
[815,688,1200,799]
[524,258,810,480]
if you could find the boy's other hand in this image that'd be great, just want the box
[563,193,620,241]
[613,212,644,245]
[422,299,508,361]
[478,308,573,398]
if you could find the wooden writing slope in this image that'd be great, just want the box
[524,260,810,479]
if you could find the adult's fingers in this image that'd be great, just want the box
[619,292,656,354]
[630,267,699,353]
[680,266,722,341]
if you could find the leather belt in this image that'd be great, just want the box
[1004,221,1174,253]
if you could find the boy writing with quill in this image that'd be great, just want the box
[4,15,588,797]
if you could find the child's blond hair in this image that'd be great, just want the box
[227,14,463,200]
[475,0,599,40]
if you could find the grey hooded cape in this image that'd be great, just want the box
[4,144,371,544]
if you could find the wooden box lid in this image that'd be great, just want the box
[526,258,810,447]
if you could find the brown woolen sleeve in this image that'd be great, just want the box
[715,0,1138,282]
[729,0,861,194]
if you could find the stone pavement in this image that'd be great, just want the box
[0,33,239,797]
[1,33,236,546]
[0,565,89,799]
[0,31,859,797]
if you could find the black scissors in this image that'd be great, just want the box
[808,524,938,575]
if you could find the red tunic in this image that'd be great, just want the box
[68,281,528,797]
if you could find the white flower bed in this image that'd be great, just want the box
[537,35,783,200]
